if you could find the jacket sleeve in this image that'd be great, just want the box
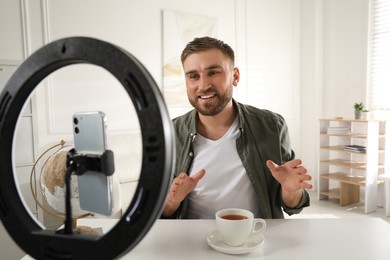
[160,114,194,219]
[281,189,310,215]
[275,115,310,214]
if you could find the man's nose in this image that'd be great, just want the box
[198,76,211,90]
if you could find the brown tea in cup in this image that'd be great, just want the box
[221,214,248,220]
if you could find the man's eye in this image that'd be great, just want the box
[189,74,199,80]
[209,70,220,76]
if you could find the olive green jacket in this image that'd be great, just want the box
[170,99,310,219]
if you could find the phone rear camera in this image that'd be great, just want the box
[74,127,79,134]
[73,117,79,125]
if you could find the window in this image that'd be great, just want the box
[368,0,390,111]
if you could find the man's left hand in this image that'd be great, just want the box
[266,159,312,208]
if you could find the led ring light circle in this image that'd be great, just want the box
[0,37,174,259]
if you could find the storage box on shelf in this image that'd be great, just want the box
[318,118,388,213]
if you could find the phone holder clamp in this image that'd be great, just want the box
[66,149,115,177]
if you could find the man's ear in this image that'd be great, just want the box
[233,67,240,86]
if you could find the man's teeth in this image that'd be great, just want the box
[200,95,214,99]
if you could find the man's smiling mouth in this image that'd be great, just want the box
[199,94,215,99]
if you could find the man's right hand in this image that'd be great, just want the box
[162,169,206,217]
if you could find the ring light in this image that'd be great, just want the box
[0,37,174,259]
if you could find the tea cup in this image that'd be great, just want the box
[215,208,266,247]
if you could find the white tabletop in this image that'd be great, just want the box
[23,218,390,260]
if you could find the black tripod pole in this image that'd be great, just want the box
[64,159,75,234]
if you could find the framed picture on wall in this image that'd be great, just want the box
[162,10,217,110]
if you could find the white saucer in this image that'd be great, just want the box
[206,229,265,255]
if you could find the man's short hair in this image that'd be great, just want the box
[180,36,235,66]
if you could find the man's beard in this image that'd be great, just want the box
[188,88,232,116]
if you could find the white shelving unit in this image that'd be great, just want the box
[318,118,388,213]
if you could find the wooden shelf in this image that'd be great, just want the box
[320,188,341,199]
[321,146,366,154]
[320,173,384,186]
[320,133,385,138]
[321,159,365,169]
[321,159,385,170]
[320,146,385,154]
[319,118,385,123]
[320,133,366,138]
[320,185,360,206]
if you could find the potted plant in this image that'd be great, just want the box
[354,102,364,119]
[362,109,370,120]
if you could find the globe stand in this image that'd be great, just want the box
[30,140,97,234]
[72,221,100,236]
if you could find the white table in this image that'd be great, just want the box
[23,218,390,260]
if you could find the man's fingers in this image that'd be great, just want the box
[298,174,313,189]
[293,166,308,175]
[266,160,278,171]
[301,182,313,189]
[178,172,187,178]
[301,175,312,181]
[192,169,206,181]
[285,159,302,168]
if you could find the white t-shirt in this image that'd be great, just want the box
[187,117,260,219]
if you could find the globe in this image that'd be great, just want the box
[40,150,87,216]
[38,146,98,235]
[32,140,122,234]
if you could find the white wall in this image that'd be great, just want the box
[300,0,323,189]
[322,0,369,118]
[244,0,301,153]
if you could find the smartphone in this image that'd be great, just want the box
[72,111,113,216]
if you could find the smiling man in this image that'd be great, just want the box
[162,36,312,219]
